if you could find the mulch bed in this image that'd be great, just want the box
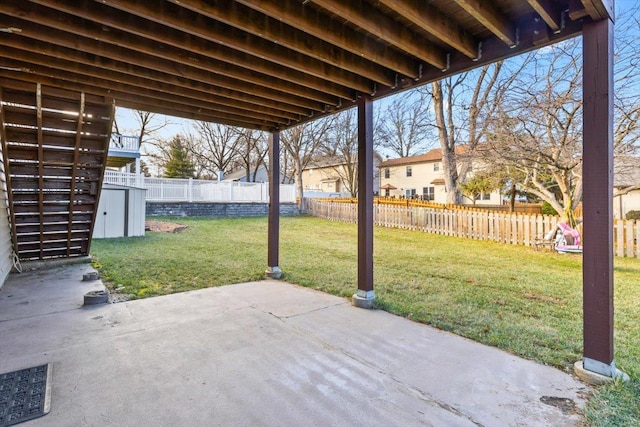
[145,221,188,233]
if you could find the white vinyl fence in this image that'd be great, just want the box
[103,171,296,203]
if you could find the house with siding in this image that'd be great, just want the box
[301,155,382,197]
[0,176,12,288]
[614,157,640,219]
[378,147,502,205]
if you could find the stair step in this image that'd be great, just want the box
[12,194,98,204]
[5,140,108,157]
[19,246,86,257]
[7,146,106,165]
[5,131,108,152]
[4,109,111,136]
[8,164,100,178]
[16,223,90,236]
[13,203,96,213]
[4,90,113,120]
[10,177,96,190]
[18,233,89,249]
[14,213,94,223]
[15,221,92,230]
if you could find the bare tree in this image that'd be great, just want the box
[485,42,583,220]
[112,109,174,175]
[322,110,359,197]
[191,122,241,180]
[376,91,434,157]
[424,62,511,203]
[281,117,333,206]
[231,128,268,182]
[484,7,640,222]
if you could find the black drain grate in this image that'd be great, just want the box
[0,364,51,427]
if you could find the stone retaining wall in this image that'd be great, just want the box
[146,202,299,218]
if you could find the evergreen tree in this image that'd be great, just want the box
[163,136,195,178]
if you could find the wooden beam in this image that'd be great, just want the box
[288,17,585,132]
[0,15,326,113]
[582,16,615,375]
[568,0,590,19]
[167,0,395,87]
[235,0,420,78]
[309,0,448,70]
[377,0,478,59]
[265,131,282,279]
[526,0,562,33]
[96,0,375,94]
[0,52,300,123]
[454,0,519,47]
[0,73,279,129]
[1,39,312,119]
[580,0,614,20]
[1,78,269,130]
[25,0,353,102]
[356,96,374,301]
[0,49,301,122]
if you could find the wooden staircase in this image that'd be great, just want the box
[0,80,114,261]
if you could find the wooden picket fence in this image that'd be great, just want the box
[316,197,543,214]
[305,199,640,258]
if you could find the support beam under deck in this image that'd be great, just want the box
[580,14,624,380]
[353,96,375,308]
[265,131,282,279]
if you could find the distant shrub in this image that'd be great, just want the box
[625,210,640,220]
[541,202,558,216]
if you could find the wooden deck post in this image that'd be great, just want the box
[580,13,622,378]
[353,95,375,308]
[265,130,282,279]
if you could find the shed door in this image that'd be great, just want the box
[95,189,126,238]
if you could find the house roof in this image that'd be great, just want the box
[379,146,468,168]
[223,168,254,181]
[0,1,612,131]
[306,153,383,170]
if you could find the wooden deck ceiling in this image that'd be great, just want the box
[0,0,612,131]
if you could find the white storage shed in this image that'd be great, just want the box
[93,184,146,239]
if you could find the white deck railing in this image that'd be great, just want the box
[103,171,296,203]
[109,134,140,153]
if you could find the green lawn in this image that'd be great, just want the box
[91,215,640,426]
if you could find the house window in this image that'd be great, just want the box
[423,186,435,201]
[384,168,390,178]
[475,192,491,201]
[406,166,412,177]
[405,188,416,198]
[384,188,390,197]
[433,163,440,171]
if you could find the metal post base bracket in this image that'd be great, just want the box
[574,359,629,385]
[352,290,375,309]
[265,266,282,280]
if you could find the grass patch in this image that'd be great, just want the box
[91,215,640,425]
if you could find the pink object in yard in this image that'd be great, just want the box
[555,222,583,253]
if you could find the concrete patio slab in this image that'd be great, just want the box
[0,264,590,426]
